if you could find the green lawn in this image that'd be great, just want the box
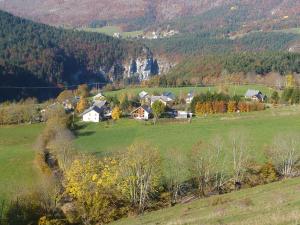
[75,105,300,164]
[104,84,275,98]
[80,26,143,38]
[110,177,300,225]
[0,124,43,202]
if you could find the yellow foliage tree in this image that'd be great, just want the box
[285,74,296,88]
[76,84,90,98]
[64,156,129,224]
[111,106,122,121]
[227,101,237,113]
[76,98,89,113]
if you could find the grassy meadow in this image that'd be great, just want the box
[104,84,275,98]
[110,177,300,225]
[0,124,43,202]
[80,26,143,38]
[75,105,300,166]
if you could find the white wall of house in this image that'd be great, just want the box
[144,111,150,120]
[82,110,100,123]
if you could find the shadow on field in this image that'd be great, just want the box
[75,131,96,137]
[72,123,96,137]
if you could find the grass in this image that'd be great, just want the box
[74,105,300,165]
[0,124,44,202]
[276,27,300,34]
[80,26,143,38]
[110,177,300,225]
[103,84,275,98]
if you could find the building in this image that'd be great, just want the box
[150,92,175,106]
[93,93,105,101]
[81,100,111,122]
[162,92,176,101]
[186,91,194,104]
[245,90,267,102]
[131,105,152,120]
[175,111,193,119]
[81,106,103,123]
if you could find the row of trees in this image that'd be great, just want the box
[194,101,265,115]
[0,98,41,125]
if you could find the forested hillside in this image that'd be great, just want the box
[167,52,300,82]
[0,10,144,101]
[1,0,299,31]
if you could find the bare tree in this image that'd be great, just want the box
[268,133,300,177]
[190,141,215,197]
[48,129,76,173]
[120,142,161,213]
[209,136,229,193]
[164,148,187,205]
[228,131,250,187]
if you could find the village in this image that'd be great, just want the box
[78,88,267,123]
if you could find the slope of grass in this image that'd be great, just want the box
[104,85,274,98]
[81,26,143,38]
[0,124,43,201]
[75,105,300,163]
[110,177,300,225]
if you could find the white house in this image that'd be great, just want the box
[131,105,152,120]
[81,106,103,123]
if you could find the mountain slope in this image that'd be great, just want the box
[0,0,299,30]
[0,10,145,101]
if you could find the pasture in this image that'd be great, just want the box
[80,26,143,38]
[110,176,300,225]
[0,124,43,202]
[104,84,275,98]
[75,105,300,164]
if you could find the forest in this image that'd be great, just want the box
[166,52,300,81]
[0,10,144,100]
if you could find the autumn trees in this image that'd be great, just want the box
[0,98,41,125]
[192,92,264,116]
[120,142,161,213]
[151,100,166,124]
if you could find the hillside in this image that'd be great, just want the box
[0,10,146,101]
[110,177,300,225]
[165,52,300,82]
[0,0,299,31]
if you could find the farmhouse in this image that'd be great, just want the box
[81,106,104,123]
[81,100,111,122]
[150,95,174,106]
[131,105,152,120]
[245,89,266,102]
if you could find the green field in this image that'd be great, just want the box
[0,124,43,201]
[277,27,300,34]
[80,26,143,38]
[110,177,300,225]
[75,105,300,164]
[104,84,275,98]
